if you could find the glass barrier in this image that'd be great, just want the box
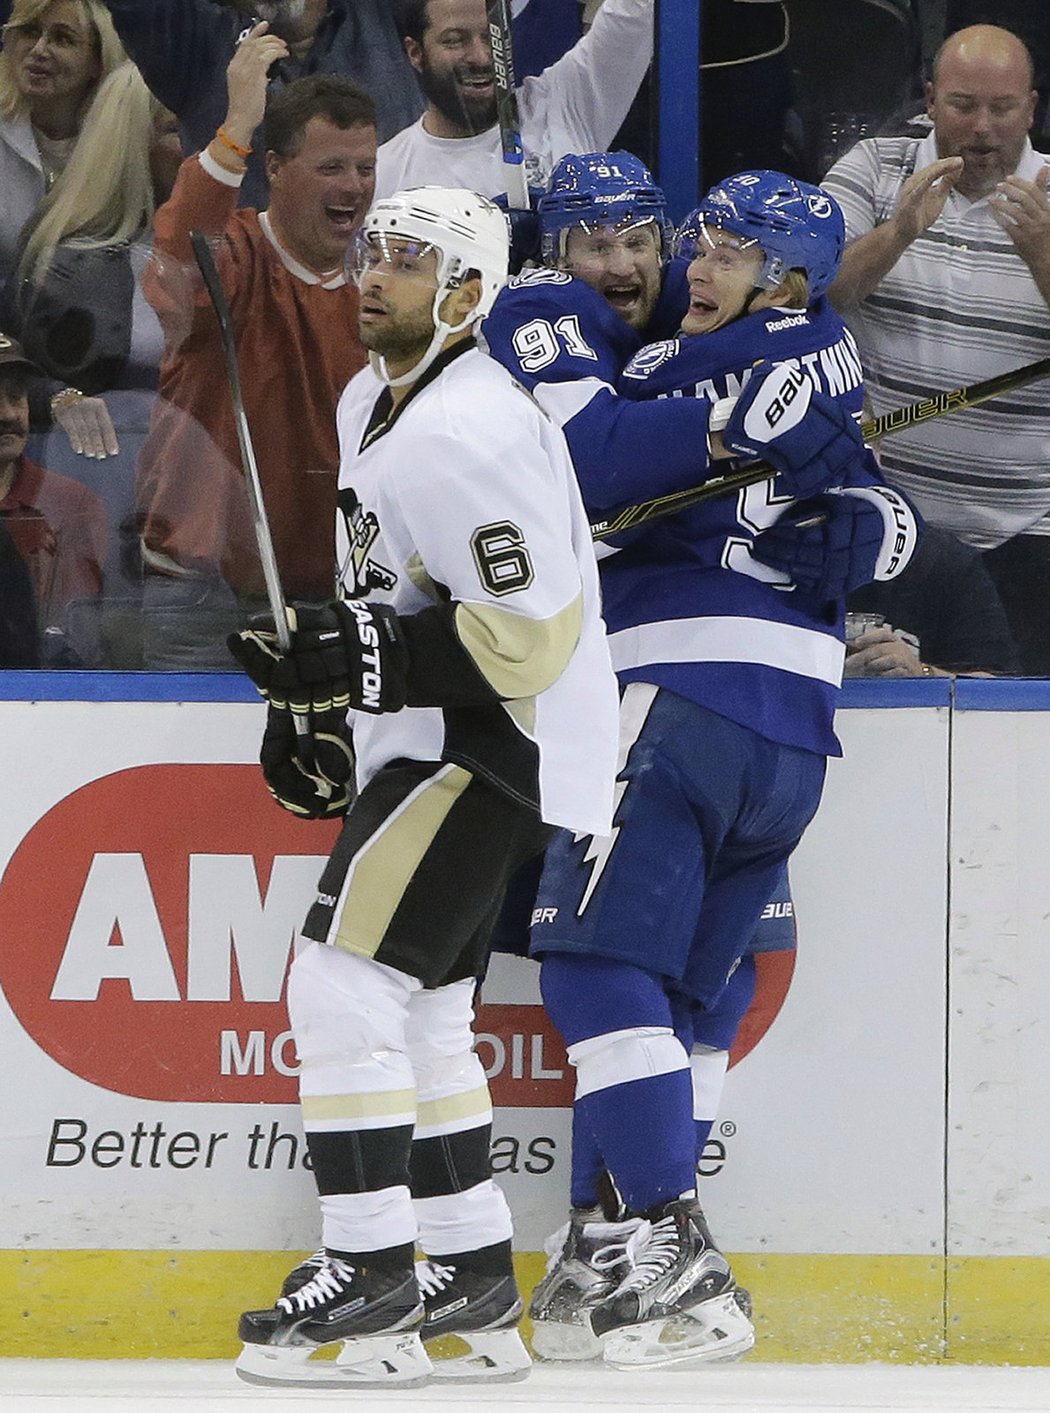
[1,1,1046,678]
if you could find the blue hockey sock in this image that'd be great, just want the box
[568,1104,605,1210]
[568,1030,696,1213]
[542,954,697,1213]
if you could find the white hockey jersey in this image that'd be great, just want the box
[334,343,618,837]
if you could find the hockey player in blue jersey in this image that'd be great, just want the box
[484,155,795,1362]
[486,166,921,1369]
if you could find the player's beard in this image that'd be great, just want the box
[418,56,497,134]
[359,303,438,364]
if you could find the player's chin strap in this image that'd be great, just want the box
[370,290,479,389]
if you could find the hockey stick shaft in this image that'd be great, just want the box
[190,232,314,764]
[486,0,529,209]
[191,230,293,652]
[589,353,1050,541]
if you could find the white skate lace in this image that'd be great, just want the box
[415,1259,456,1298]
[276,1255,356,1313]
[542,1216,647,1276]
[589,1231,642,1274]
[615,1216,681,1294]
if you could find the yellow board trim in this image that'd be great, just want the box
[3,1250,1050,1363]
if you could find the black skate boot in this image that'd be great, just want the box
[528,1207,647,1360]
[416,1257,531,1381]
[278,1249,325,1298]
[236,1254,430,1388]
[589,1196,755,1368]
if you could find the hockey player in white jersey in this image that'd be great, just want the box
[487,166,922,1369]
[227,186,619,1388]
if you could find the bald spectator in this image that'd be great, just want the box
[824,24,1050,675]
[135,34,375,669]
[944,2,1050,132]
[98,0,423,208]
[376,0,653,199]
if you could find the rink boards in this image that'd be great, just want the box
[0,673,1048,1364]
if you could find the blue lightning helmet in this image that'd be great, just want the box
[538,151,671,265]
[675,170,845,300]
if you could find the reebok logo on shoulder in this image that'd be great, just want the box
[765,312,810,333]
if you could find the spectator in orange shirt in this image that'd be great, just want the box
[0,331,107,664]
[136,24,377,668]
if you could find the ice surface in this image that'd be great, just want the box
[3,1359,1050,1413]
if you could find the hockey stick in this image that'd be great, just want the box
[589,353,1050,540]
[190,230,313,763]
[486,0,529,209]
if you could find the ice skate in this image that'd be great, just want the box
[278,1249,325,1298]
[235,1254,431,1388]
[528,1207,648,1360]
[589,1197,755,1369]
[416,1257,531,1381]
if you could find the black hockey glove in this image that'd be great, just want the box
[722,361,866,500]
[751,492,888,600]
[228,601,409,715]
[259,705,356,818]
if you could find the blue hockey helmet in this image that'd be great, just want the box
[675,170,846,300]
[538,151,671,264]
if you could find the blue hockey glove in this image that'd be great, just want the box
[722,361,866,500]
[259,705,356,819]
[751,492,888,599]
[228,601,409,715]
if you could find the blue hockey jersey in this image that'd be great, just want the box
[483,274,918,759]
[483,262,721,512]
[605,299,909,758]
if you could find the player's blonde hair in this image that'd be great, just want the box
[779,270,810,310]
[0,0,126,121]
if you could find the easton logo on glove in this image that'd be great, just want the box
[341,598,387,711]
[228,599,410,716]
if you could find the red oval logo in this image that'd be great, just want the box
[0,765,794,1106]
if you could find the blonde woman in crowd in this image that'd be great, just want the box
[0,0,127,473]
[5,61,182,661]
[0,0,125,280]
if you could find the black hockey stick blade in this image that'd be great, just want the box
[589,353,1050,541]
[486,0,529,209]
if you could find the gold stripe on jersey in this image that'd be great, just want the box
[332,763,472,959]
[504,696,537,737]
[455,593,583,700]
[301,1088,416,1123]
[415,1085,493,1133]
[406,551,440,599]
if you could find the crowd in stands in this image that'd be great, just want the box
[0,0,1046,676]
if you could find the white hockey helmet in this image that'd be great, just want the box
[355,187,510,385]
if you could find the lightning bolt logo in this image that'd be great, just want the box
[574,777,629,917]
[572,681,657,917]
